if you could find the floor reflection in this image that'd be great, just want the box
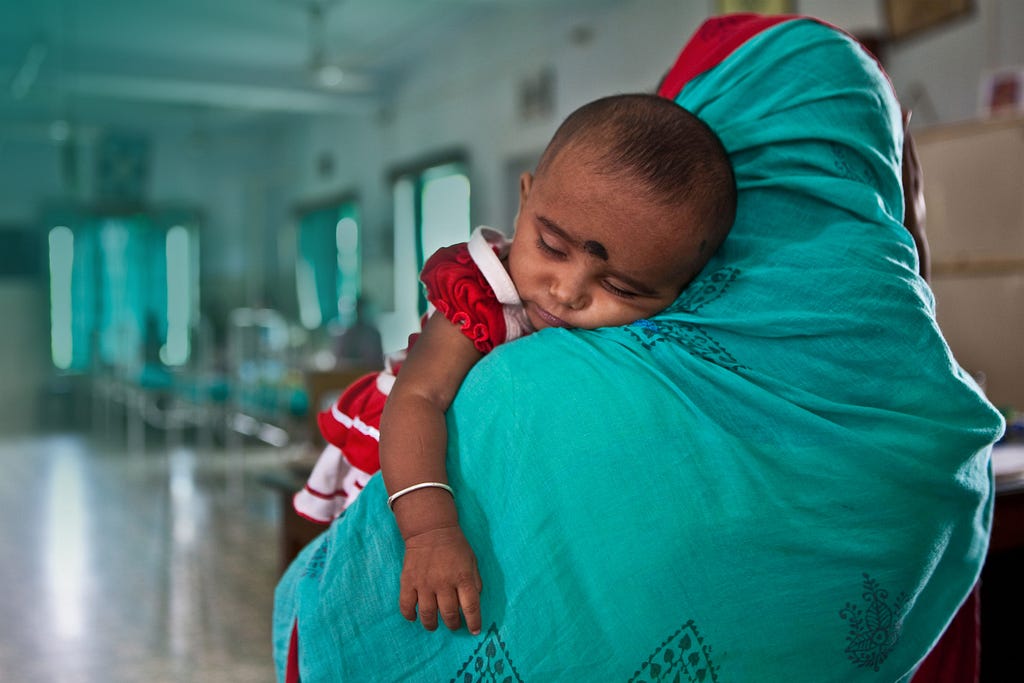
[0,433,291,682]
[45,441,89,642]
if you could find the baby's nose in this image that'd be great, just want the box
[550,276,588,310]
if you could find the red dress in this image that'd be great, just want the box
[293,227,533,523]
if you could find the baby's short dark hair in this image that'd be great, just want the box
[536,93,736,260]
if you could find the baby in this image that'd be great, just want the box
[294,93,736,636]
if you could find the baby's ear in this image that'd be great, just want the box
[519,171,534,205]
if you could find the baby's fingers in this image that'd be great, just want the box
[437,588,463,632]
[399,585,419,623]
[417,592,440,631]
[457,579,482,636]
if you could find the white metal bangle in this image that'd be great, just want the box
[386,482,454,511]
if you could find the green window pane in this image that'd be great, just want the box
[421,172,471,267]
[48,226,75,370]
[392,159,471,317]
[296,200,361,330]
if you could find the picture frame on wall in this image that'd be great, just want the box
[715,0,793,14]
[885,0,973,41]
[979,67,1024,118]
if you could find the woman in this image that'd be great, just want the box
[274,15,1002,682]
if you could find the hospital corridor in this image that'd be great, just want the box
[2,1,1022,681]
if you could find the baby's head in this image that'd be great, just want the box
[508,93,736,331]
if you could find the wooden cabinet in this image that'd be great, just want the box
[916,117,1024,411]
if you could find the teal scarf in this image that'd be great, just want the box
[274,17,1003,682]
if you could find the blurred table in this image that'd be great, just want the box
[260,462,326,574]
[261,367,375,573]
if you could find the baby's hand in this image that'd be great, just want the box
[398,525,483,635]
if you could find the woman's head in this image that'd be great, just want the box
[508,94,736,331]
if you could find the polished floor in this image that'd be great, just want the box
[0,430,297,682]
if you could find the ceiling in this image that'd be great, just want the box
[0,0,623,139]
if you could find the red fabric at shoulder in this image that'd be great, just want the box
[657,13,895,105]
[657,13,797,100]
[421,243,507,354]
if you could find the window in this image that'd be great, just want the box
[420,164,472,270]
[48,226,75,370]
[47,210,199,371]
[390,157,470,315]
[163,225,194,366]
[295,197,361,330]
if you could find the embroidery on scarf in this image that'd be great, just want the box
[629,619,719,683]
[450,623,523,683]
[670,267,739,315]
[300,538,329,580]
[830,142,874,186]
[625,320,744,372]
[625,267,742,369]
[839,573,908,672]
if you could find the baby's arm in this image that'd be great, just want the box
[379,312,485,635]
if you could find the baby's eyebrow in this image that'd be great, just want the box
[539,216,609,260]
[537,215,574,242]
[583,240,608,260]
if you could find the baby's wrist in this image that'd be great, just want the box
[401,523,466,549]
[391,488,460,540]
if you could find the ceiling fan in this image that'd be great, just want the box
[291,0,370,91]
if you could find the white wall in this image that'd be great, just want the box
[884,0,1024,125]
[0,137,67,224]
[146,121,299,341]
